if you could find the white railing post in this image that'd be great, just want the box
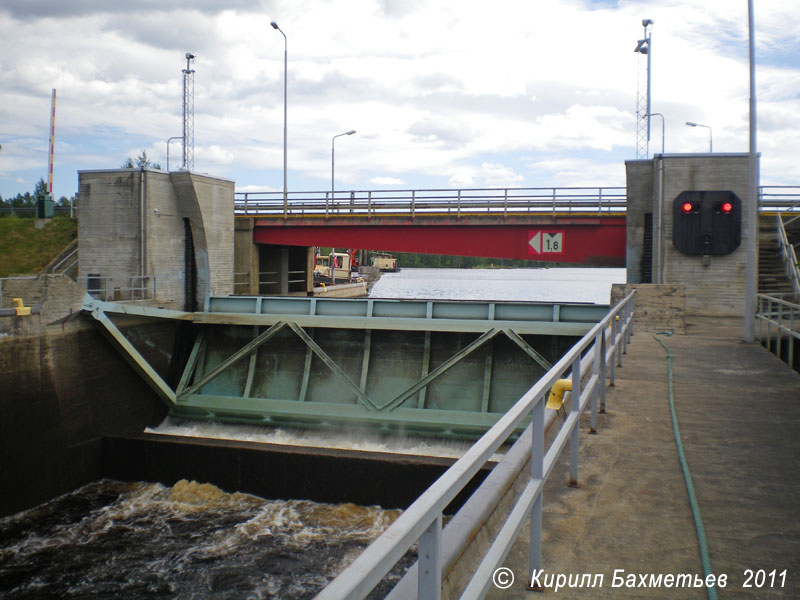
[599,327,608,413]
[569,355,581,487]
[418,514,443,600]
[528,395,545,581]
[325,191,330,219]
[608,316,617,386]
[590,330,602,433]
[777,301,784,361]
[411,190,416,220]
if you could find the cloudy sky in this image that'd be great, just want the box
[0,0,798,201]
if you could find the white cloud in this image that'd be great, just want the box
[448,162,524,188]
[0,0,797,200]
[371,176,405,185]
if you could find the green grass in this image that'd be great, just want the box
[0,216,77,277]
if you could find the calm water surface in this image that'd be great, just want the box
[370,267,625,303]
[0,267,624,598]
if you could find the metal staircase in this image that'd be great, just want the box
[759,214,800,298]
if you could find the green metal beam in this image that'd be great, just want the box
[481,338,494,414]
[242,325,259,398]
[417,331,432,409]
[85,300,176,406]
[503,328,552,371]
[298,333,314,402]
[179,321,288,399]
[286,321,379,410]
[173,393,517,435]
[176,331,206,395]
[381,328,502,412]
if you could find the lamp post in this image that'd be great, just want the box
[647,113,665,154]
[166,136,182,172]
[271,21,288,215]
[634,19,653,158]
[332,130,356,200]
[685,121,712,153]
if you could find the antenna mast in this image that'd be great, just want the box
[634,20,653,159]
[182,53,195,171]
[48,89,56,194]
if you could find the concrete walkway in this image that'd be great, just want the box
[488,318,800,599]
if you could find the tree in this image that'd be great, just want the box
[122,149,162,170]
[34,178,48,199]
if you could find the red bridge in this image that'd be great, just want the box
[237,187,627,266]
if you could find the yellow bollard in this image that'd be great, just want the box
[546,379,572,410]
[12,298,31,316]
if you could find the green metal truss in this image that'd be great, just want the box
[83,294,607,437]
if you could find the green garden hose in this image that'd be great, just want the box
[653,331,719,600]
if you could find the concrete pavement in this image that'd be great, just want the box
[487,318,800,599]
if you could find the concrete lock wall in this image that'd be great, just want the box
[626,154,752,317]
[78,169,234,309]
[0,320,170,517]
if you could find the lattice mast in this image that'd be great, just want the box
[634,20,653,159]
[182,53,195,171]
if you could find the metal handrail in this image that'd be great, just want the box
[316,291,635,599]
[236,186,626,218]
[77,275,156,301]
[0,275,39,309]
[775,215,800,296]
[234,185,800,218]
[757,294,799,369]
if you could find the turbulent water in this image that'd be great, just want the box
[1,267,625,598]
[0,480,410,599]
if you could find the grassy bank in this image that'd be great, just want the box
[0,216,77,277]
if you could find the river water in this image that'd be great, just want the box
[0,268,625,598]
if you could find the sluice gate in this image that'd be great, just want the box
[83,295,608,437]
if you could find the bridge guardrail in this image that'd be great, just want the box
[236,186,627,218]
[234,186,800,219]
[315,291,635,599]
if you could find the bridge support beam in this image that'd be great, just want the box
[235,218,313,296]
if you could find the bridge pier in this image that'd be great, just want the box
[234,217,313,296]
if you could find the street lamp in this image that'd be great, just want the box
[332,130,356,200]
[166,136,182,172]
[271,20,288,214]
[647,113,665,154]
[634,19,654,158]
[685,121,713,153]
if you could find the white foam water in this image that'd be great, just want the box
[146,416,505,462]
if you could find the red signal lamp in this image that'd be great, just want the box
[721,201,733,213]
[681,202,695,213]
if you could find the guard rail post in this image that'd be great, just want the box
[418,514,443,600]
[568,353,582,487]
[599,327,608,413]
[590,328,602,433]
[528,394,545,582]
[608,316,617,386]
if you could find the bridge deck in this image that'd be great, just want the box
[490,317,800,598]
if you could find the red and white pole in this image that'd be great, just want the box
[48,88,56,195]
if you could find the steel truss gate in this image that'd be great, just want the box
[83,295,608,437]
